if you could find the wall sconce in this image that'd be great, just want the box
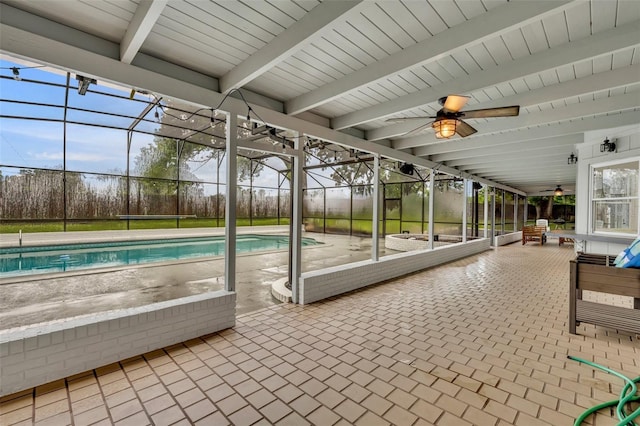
[76,75,96,95]
[432,118,457,139]
[567,153,578,164]
[599,137,616,153]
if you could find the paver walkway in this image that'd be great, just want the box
[1,243,638,425]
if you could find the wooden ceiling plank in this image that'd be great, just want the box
[219,0,363,93]
[333,21,639,130]
[361,4,415,49]
[482,36,513,64]
[286,1,571,115]
[565,0,591,41]
[377,1,430,43]
[541,11,570,48]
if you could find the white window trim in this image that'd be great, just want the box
[589,156,640,237]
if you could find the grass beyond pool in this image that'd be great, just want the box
[0,234,321,278]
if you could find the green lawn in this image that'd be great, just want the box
[0,217,290,234]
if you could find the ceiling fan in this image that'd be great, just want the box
[540,185,564,196]
[386,95,520,139]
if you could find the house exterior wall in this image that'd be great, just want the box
[575,127,640,255]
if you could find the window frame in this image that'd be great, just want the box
[589,157,640,236]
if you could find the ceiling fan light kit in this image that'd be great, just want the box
[433,118,457,139]
[554,185,564,196]
[388,94,520,139]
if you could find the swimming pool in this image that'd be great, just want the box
[0,234,321,278]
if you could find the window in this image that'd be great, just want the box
[591,159,639,235]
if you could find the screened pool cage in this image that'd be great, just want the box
[0,61,527,238]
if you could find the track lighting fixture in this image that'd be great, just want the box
[76,75,96,95]
[599,138,616,153]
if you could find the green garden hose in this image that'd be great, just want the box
[568,355,640,426]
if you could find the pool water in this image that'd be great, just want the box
[0,234,320,278]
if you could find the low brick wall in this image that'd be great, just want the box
[0,290,235,396]
[495,231,522,246]
[299,238,490,304]
[385,234,430,251]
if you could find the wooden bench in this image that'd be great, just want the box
[569,253,640,335]
[522,225,547,245]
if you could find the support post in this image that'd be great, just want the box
[371,154,380,261]
[513,194,517,231]
[428,171,435,250]
[490,190,496,246]
[483,185,489,239]
[224,113,238,292]
[462,178,468,243]
[290,132,304,303]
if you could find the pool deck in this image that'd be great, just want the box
[0,226,292,248]
[0,227,399,329]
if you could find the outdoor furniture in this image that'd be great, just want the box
[544,229,575,246]
[569,253,640,335]
[536,219,550,231]
[522,225,546,245]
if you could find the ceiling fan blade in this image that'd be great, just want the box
[455,119,477,138]
[442,95,470,113]
[460,105,520,119]
[385,116,435,123]
[403,121,434,137]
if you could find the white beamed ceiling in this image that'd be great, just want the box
[1,0,639,194]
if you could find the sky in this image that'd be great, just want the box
[0,57,164,174]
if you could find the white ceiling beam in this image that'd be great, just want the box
[285,0,571,115]
[401,92,640,151]
[479,171,576,181]
[478,170,576,180]
[413,110,640,157]
[332,21,640,130]
[219,0,363,94]
[466,159,574,173]
[120,0,167,64]
[445,146,579,169]
[367,64,640,141]
[434,135,583,164]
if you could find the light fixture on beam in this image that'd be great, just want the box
[399,163,414,175]
[567,153,578,164]
[599,137,616,153]
[76,75,96,95]
[554,185,564,196]
[432,118,457,139]
[10,67,20,81]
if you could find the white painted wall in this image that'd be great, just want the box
[495,231,522,246]
[0,291,236,396]
[575,126,640,255]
